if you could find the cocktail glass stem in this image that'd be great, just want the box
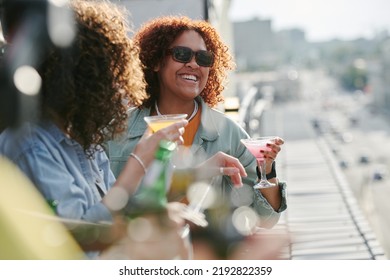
[259,159,267,182]
[255,159,276,189]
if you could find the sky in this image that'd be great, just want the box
[229,0,390,42]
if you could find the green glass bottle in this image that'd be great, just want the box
[132,140,176,214]
[47,199,59,215]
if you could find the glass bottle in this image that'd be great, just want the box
[47,199,59,214]
[125,141,193,259]
[130,140,176,215]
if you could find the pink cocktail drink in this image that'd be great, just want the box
[242,141,272,162]
[240,137,277,189]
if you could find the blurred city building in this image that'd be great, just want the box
[233,18,276,71]
[231,17,304,106]
[370,36,390,116]
[230,15,390,116]
[232,17,306,71]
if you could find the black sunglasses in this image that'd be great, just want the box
[166,46,214,67]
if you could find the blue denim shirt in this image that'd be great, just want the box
[108,97,287,228]
[0,121,114,223]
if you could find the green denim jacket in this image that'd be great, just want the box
[107,97,287,228]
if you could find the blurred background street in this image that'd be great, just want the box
[255,69,390,259]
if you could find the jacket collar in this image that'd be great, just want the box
[126,106,151,139]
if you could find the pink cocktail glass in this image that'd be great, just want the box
[241,137,277,189]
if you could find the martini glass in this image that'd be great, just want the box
[144,114,188,133]
[241,137,277,189]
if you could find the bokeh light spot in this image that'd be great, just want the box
[232,206,258,236]
[104,187,129,212]
[127,217,153,242]
[186,182,216,212]
[48,0,76,47]
[13,65,42,96]
[42,222,68,247]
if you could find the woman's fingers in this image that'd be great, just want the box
[211,152,247,187]
[215,152,247,177]
[220,167,239,176]
[199,167,243,187]
[220,167,243,187]
[194,152,246,187]
[225,161,245,188]
[274,137,285,145]
[228,160,247,177]
[261,137,284,160]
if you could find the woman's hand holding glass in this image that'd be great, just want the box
[115,119,187,196]
[260,137,284,174]
[195,151,247,187]
[132,119,188,168]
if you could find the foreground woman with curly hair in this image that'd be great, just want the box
[0,0,187,223]
[108,16,287,229]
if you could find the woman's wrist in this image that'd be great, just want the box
[129,152,147,174]
[256,161,277,180]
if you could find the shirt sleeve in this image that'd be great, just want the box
[16,146,113,223]
[252,181,287,228]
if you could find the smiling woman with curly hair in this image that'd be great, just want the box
[108,15,287,230]
[134,16,235,108]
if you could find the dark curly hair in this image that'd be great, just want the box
[40,0,146,155]
[133,15,235,108]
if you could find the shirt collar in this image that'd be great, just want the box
[41,121,77,146]
[126,106,151,138]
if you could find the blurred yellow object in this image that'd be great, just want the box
[0,156,84,259]
[168,169,195,201]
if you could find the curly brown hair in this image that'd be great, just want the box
[133,16,235,108]
[40,0,146,154]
